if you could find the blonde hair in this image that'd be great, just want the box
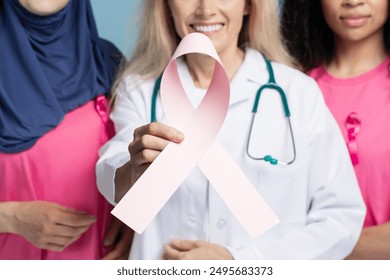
[113,0,294,94]
[246,0,293,64]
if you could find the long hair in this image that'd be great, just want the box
[281,0,390,72]
[113,0,293,92]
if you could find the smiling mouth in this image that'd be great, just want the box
[191,24,224,33]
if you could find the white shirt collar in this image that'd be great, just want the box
[177,48,269,107]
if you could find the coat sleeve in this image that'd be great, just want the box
[227,79,366,259]
[96,77,152,206]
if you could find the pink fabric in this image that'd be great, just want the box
[0,98,113,259]
[345,112,361,165]
[310,59,390,227]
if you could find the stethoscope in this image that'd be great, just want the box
[150,55,296,165]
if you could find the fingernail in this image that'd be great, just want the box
[174,133,185,142]
[171,238,181,244]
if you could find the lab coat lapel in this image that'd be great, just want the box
[229,49,269,107]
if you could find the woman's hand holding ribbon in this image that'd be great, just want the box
[114,122,184,202]
[112,33,278,237]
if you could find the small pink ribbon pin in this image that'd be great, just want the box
[95,95,115,142]
[345,112,361,165]
[112,33,279,238]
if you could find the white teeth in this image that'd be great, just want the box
[192,24,223,33]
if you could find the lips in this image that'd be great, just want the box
[340,15,370,27]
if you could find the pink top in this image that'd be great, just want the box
[310,59,390,227]
[0,97,113,259]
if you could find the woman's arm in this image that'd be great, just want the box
[0,201,96,251]
[346,223,390,259]
[96,79,183,204]
[0,202,17,233]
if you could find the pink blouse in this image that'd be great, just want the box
[310,59,390,227]
[0,97,113,259]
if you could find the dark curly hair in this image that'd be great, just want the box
[280,0,390,72]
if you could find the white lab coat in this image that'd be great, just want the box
[97,48,365,259]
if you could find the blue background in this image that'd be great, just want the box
[91,0,142,55]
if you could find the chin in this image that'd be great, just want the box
[18,0,69,16]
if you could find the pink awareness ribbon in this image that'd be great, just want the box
[112,33,279,238]
[345,112,361,165]
[95,95,115,143]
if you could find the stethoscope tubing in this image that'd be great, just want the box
[150,54,296,165]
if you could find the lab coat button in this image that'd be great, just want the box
[216,219,227,229]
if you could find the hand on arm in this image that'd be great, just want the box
[346,222,390,260]
[162,239,233,260]
[114,122,184,202]
[0,201,96,252]
[101,217,134,260]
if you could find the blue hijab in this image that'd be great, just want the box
[0,0,121,153]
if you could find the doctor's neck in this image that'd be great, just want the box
[186,48,244,89]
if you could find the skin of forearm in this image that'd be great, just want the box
[0,201,18,233]
[347,222,390,260]
[114,161,134,203]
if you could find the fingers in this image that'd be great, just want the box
[52,224,90,238]
[130,123,185,163]
[163,240,203,260]
[162,243,183,260]
[46,208,95,249]
[101,226,134,260]
[44,243,67,252]
[50,204,96,227]
[171,239,198,251]
[131,149,161,166]
[121,123,185,186]
[101,249,128,260]
[48,236,73,247]
[162,240,233,260]
[101,235,131,260]
[56,211,96,227]
[39,236,76,252]
[128,123,185,176]
[13,201,96,252]
[37,223,91,251]
[104,218,123,247]
[133,122,184,144]
[130,134,171,156]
